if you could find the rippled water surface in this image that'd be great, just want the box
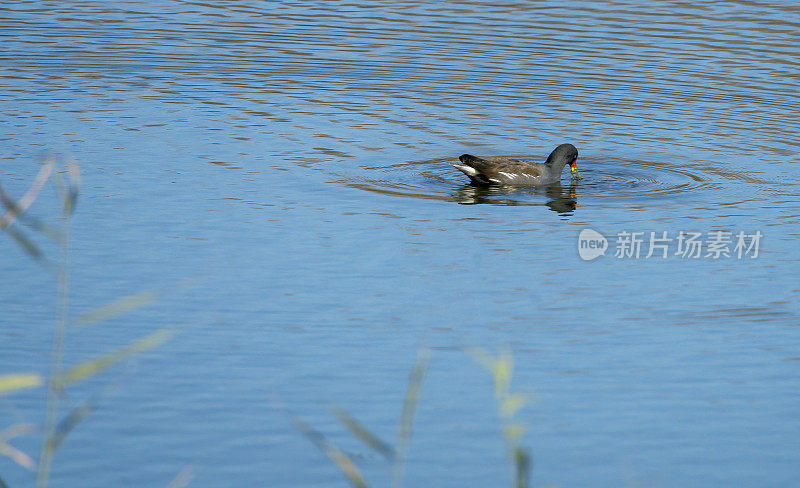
[2,2,799,487]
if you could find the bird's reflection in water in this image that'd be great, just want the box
[452,181,578,216]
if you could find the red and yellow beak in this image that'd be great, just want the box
[570,159,582,180]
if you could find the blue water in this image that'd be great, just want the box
[2,1,799,487]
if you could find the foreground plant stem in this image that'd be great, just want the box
[35,210,71,488]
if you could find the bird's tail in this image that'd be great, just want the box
[450,154,480,175]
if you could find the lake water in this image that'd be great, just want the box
[2,1,799,487]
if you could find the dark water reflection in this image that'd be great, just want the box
[452,182,578,216]
[2,1,800,488]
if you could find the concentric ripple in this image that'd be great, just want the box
[336,155,725,213]
[573,157,719,198]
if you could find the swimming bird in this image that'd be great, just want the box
[451,143,581,186]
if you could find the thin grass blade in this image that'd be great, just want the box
[0,423,38,469]
[513,446,530,488]
[165,465,196,488]
[502,422,527,442]
[331,403,395,461]
[50,171,69,219]
[290,413,369,488]
[64,158,80,216]
[17,216,63,243]
[48,401,94,453]
[468,347,494,371]
[500,392,529,419]
[0,373,43,396]
[56,328,173,387]
[470,347,513,397]
[391,347,430,488]
[5,226,44,261]
[0,438,36,470]
[492,350,513,398]
[397,348,430,449]
[74,290,158,327]
[0,473,10,488]
[476,348,532,488]
[0,159,54,229]
[1,423,37,440]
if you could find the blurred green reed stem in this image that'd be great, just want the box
[35,162,78,488]
[390,347,429,488]
[473,348,531,488]
[289,348,429,488]
[1,158,172,487]
[294,348,531,488]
